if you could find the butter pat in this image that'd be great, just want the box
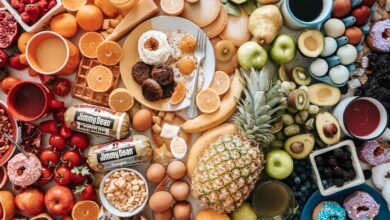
[160,124,180,139]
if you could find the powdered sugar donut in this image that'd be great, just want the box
[343,191,380,220]
[382,181,390,209]
[372,162,390,190]
[7,153,42,187]
[358,139,390,165]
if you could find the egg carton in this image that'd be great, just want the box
[307,0,376,87]
[71,58,120,106]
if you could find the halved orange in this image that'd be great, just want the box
[109,88,134,112]
[96,41,123,66]
[62,0,87,12]
[161,0,185,16]
[71,200,99,220]
[86,65,113,92]
[79,32,104,58]
[170,81,186,105]
[209,71,230,95]
[196,88,220,113]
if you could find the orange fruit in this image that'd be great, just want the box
[209,71,230,95]
[50,13,78,38]
[170,81,186,105]
[18,32,34,53]
[79,32,104,58]
[86,65,113,92]
[109,88,134,112]
[19,54,28,65]
[62,0,87,11]
[196,88,220,113]
[96,41,123,66]
[71,200,99,220]
[76,5,104,32]
[161,0,185,16]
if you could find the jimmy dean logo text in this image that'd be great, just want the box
[97,146,137,163]
[75,112,114,129]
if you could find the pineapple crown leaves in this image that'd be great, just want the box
[234,65,286,148]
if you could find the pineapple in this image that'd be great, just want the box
[191,66,285,213]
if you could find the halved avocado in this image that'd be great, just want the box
[308,83,341,106]
[278,65,290,81]
[284,133,315,159]
[287,89,308,110]
[316,112,341,145]
[291,66,311,86]
[297,30,324,58]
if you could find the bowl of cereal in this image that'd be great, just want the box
[99,168,149,217]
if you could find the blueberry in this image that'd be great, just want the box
[293,176,301,185]
[305,181,311,188]
[300,186,307,192]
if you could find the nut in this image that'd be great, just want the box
[290,142,304,154]
[323,123,338,138]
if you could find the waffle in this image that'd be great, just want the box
[72,58,121,106]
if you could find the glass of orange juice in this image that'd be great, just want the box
[26,31,80,75]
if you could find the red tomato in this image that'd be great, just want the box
[38,167,53,185]
[62,149,83,167]
[44,186,74,216]
[49,134,67,151]
[70,165,90,184]
[1,76,21,94]
[75,183,96,201]
[52,108,66,122]
[69,132,90,151]
[59,123,73,139]
[54,166,72,186]
[39,148,59,167]
[52,78,71,97]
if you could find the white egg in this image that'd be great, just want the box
[310,58,329,77]
[336,44,357,65]
[320,37,337,57]
[329,65,349,84]
[324,19,345,38]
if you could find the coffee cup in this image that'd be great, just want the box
[7,81,64,122]
[333,96,390,141]
[281,0,334,30]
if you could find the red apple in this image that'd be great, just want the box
[44,186,74,216]
[332,0,352,18]
[362,0,377,6]
[15,187,44,216]
[345,27,363,45]
[352,5,371,26]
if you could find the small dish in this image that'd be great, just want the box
[309,140,365,196]
[0,100,20,166]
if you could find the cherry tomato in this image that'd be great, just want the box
[52,108,66,122]
[69,132,90,151]
[70,165,90,184]
[38,167,53,185]
[39,148,59,167]
[59,123,73,139]
[1,76,21,94]
[62,149,83,167]
[52,78,71,97]
[49,134,67,151]
[54,166,72,186]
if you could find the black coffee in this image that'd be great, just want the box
[289,0,323,22]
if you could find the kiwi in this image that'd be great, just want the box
[215,40,236,62]
[287,89,308,110]
[278,65,290,81]
[291,66,311,86]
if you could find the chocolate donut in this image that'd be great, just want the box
[366,20,390,52]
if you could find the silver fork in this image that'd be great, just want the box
[187,29,206,118]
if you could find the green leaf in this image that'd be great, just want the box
[224,2,241,16]
[220,0,229,3]
[243,0,258,15]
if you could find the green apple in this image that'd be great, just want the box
[231,201,257,220]
[270,34,297,65]
[265,149,294,180]
[237,41,268,70]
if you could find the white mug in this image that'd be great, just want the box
[281,0,334,30]
[333,96,390,141]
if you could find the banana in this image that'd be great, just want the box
[181,69,243,133]
[187,123,238,181]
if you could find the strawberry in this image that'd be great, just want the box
[10,0,20,9]
[21,0,29,4]
[37,0,47,11]
[47,0,56,10]
[38,74,56,85]
[20,12,30,24]
[9,54,28,70]
[75,182,97,201]
[25,4,40,23]
[18,4,25,13]
[39,120,60,133]
[30,0,38,3]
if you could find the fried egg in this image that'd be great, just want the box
[168,30,196,58]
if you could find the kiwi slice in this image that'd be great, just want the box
[287,89,308,110]
[278,65,290,82]
[215,40,236,62]
[291,66,311,86]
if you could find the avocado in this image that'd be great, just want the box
[278,65,290,81]
[287,89,308,110]
[284,133,315,159]
[270,120,283,133]
[291,66,311,86]
[308,83,341,106]
[297,30,324,58]
[316,112,341,145]
[231,201,257,220]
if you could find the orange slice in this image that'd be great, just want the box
[209,71,230,95]
[71,200,99,220]
[109,88,134,112]
[96,41,123,66]
[86,65,113,92]
[79,32,104,58]
[170,81,186,105]
[196,88,220,113]
[62,0,87,12]
[161,0,185,16]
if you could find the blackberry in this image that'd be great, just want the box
[334,178,344,187]
[315,156,325,166]
[341,149,352,160]
[342,160,354,170]
[328,156,338,167]
[333,148,344,158]
[346,170,357,180]
[323,167,333,178]
[334,166,344,177]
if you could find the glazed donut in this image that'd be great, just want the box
[372,162,390,190]
[382,181,390,209]
[366,20,390,53]
[312,201,346,220]
[358,139,390,165]
[343,191,380,220]
[7,153,42,187]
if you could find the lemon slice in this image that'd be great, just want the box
[86,65,113,92]
[210,71,231,95]
[109,88,134,112]
[196,88,220,113]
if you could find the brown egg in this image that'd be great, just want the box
[132,109,153,132]
[149,191,173,212]
[179,35,196,54]
[178,57,196,75]
[146,163,166,183]
[173,202,192,220]
[170,181,190,201]
[167,160,187,180]
[153,209,172,220]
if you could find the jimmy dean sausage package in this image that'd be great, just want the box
[87,135,153,172]
[64,104,130,140]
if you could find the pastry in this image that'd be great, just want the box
[181,0,220,28]
[203,4,228,38]
[372,162,390,190]
[312,201,346,220]
[7,153,42,187]
[366,20,390,53]
[343,191,380,220]
[358,139,390,165]
[219,8,252,47]
[381,181,390,209]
